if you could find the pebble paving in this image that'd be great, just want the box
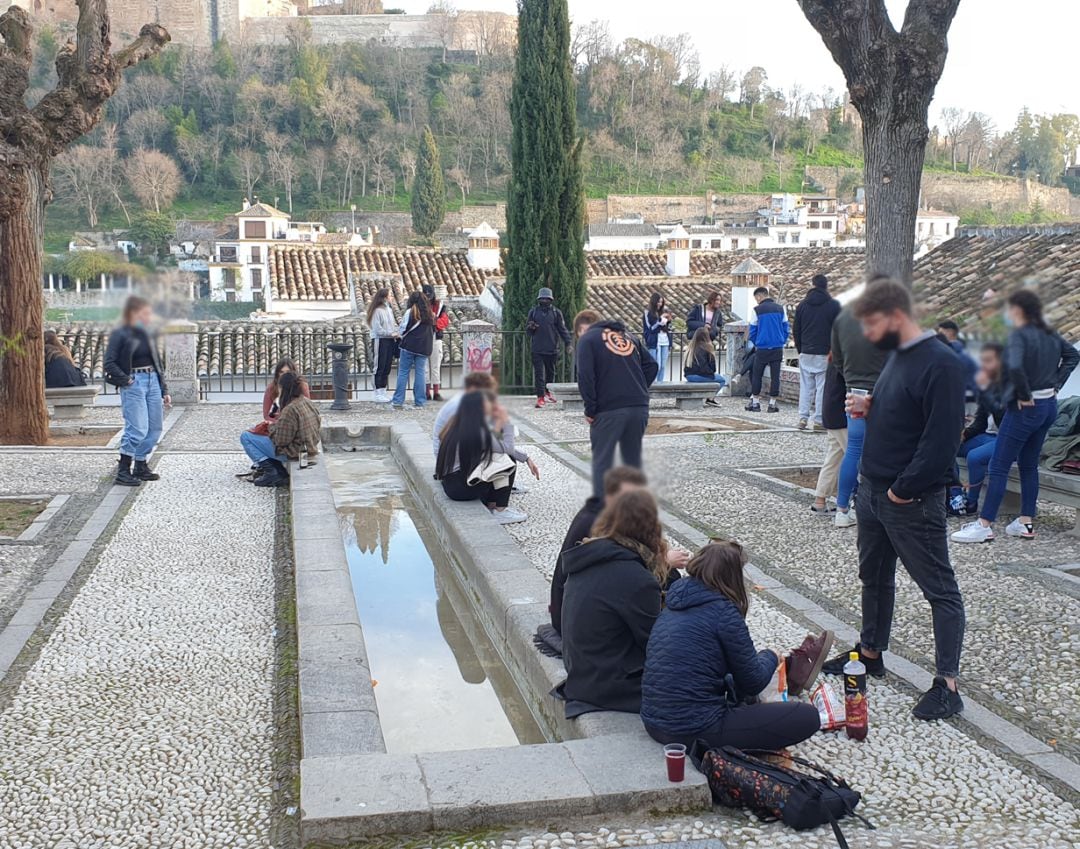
[0,451,278,849]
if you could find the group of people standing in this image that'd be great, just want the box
[366,284,451,408]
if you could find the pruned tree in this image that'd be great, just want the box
[126,149,181,213]
[0,4,169,445]
[797,0,961,285]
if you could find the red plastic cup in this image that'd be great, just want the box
[664,744,687,782]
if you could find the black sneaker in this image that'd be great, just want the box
[767,402,780,413]
[912,676,964,720]
[745,400,761,412]
[114,470,142,487]
[705,397,721,407]
[821,643,886,678]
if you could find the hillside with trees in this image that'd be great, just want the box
[32,17,1080,252]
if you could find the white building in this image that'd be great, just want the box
[915,209,961,256]
[208,198,372,307]
[586,220,662,251]
[802,195,840,247]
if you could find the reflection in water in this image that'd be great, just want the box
[326,453,546,754]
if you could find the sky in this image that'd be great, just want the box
[398,0,1079,132]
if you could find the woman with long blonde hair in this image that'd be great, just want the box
[683,326,726,405]
[557,489,671,718]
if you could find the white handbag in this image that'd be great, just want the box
[467,453,517,490]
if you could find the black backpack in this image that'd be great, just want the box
[692,744,874,849]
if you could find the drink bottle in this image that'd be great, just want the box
[844,651,868,741]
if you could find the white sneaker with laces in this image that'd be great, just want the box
[833,509,857,528]
[373,388,391,403]
[951,521,994,544]
[492,507,528,525]
[1005,518,1035,539]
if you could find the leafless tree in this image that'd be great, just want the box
[125,107,169,150]
[940,106,966,171]
[126,149,181,213]
[705,67,736,111]
[54,145,114,227]
[447,166,471,209]
[426,0,460,62]
[0,4,169,444]
[571,19,612,69]
[232,147,265,200]
[740,66,767,118]
[335,137,363,205]
[307,146,329,197]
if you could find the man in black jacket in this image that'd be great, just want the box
[822,278,967,722]
[526,287,573,408]
[575,312,658,498]
[793,274,841,430]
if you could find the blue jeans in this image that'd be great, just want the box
[957,433,996,509]
[980,398,1058,521]
[240,431,287,465]
[650,346,671,382]
[685,373,726,388]
[392,348,427,407]
[119,372,164,460]
[837,414,866,510]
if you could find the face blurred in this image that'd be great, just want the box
[616,481,646,498]
[132,305,153,326]
[539,298,553,308]
[860,310,903,345]
[711,295,723,310]
[979,348,1001,380]
[939,327,958,342]
[482,395,494,418]
[753,292,766,304]
[1007,304,1025,327]
[575,321,593,338]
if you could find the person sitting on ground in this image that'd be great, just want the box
[951,343,1006,516]
[548,467,689,636]
[239,373,321,488]
[432,372,498,457]
[641,541,828,751]
[435,392,536,525]
[44,331,86,388]
[557,489,672,718]
[683,326,727,406]
[810,360,848,515]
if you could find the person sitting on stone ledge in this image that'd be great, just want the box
[683,326,727,406]
[642,541,830,752]
[435,392,536,525]
[431,372,498,458]
[44,331,86,388]
[239,373,321,488]
[556,489,672,718]
[238,358,311,481]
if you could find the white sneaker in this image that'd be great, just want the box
[492,507,527,525]
[373,388,391,403]
[833,509,857,528]
[1005,518,1035,539]
[951,521,994,544]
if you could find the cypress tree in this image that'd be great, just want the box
[411,126,447,240]
[505,0,586,336]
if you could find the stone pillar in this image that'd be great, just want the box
[327,342,353,411]
[724,321,750,397]
[461,319,495,374]
[163,320,200,404]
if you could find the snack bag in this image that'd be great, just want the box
[759,657,788,703]
[811,680,846,731]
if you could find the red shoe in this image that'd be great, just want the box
[545,390,556,403]
[535,397,546,408]
[786,630,835,697]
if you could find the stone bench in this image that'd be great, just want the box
[45,385,99,419]
[547,381,718,412]
[958,457,1080,537]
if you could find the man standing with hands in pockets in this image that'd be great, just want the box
[821,277,968,721]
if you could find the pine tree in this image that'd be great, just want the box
[505,0,586,336]
[411,126,447,240]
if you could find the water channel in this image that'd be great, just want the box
[326,452,546,754]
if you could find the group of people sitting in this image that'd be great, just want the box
[547,467,832,751]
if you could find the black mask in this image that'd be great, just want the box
[873,331,901,351]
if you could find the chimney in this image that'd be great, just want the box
[466,221,501,271]
[242,197,250,211]
[665,225,691,276]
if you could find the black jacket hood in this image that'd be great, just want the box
[561,537,642,577]
[804,287,832,305]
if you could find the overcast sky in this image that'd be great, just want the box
[399,0,1078,132]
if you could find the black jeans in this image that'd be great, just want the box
[532,351,556,398]
[589,406,648,499]
[750,347,783,397]
[645,702,820,751]
[441,468,515,509]
[856,485,965,678]
[374,338,396,390]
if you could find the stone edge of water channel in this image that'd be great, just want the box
[291,421,711,846]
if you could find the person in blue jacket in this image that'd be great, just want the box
[746,286,789,413]
[641,542,831,751]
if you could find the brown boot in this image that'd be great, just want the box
[425,384,433,400]
[786,630,835,697]
[432,384,444,401]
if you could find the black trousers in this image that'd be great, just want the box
[856,485,965,678]
[589,406,648,499]
[374,338,396,390]
[645,701,820,751]
[441,467,515,509]
[532,351,556,398]
[750,347,783,398]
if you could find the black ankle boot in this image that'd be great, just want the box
[133,460,160,481]
[115,454,142,487]
[254,460,289,488]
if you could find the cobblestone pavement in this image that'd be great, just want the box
[0,447,279,849]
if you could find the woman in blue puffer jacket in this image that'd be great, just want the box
[641,542,829,751]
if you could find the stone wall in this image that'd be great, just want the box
[244,13,441,46]
[589,192,768,224]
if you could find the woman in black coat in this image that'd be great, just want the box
[44,331,86,388]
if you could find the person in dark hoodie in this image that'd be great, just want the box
[558,489,671,718]
[951,343,1007,516]
[527,287,573,408]
[642,542,829,750]
[575,311,658,499]
[793,274,841,430]
[685,291,724,341]
[746,286,789,413]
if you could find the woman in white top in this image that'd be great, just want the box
[367,288,398,403]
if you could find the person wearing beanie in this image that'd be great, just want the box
[792,273,841,430]
[526,287,573,408]
[422,284,451,401]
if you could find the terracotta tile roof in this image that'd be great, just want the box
[913,226,1080,340]
[238,202,289,219]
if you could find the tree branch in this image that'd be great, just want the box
[0,6,33,117]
